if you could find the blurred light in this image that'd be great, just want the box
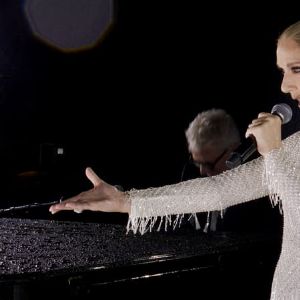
[24,0,114,52]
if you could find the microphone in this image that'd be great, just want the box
[226,103,293,169]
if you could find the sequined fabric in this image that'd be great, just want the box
[127,131,300,299]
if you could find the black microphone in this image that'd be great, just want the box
[226,103,293,169]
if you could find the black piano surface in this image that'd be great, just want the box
[0,214,282,300]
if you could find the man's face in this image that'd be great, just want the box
[191,145,229,177]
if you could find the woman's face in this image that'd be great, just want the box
[277,37,300,107]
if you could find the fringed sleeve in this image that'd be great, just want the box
[263,132,300,215]
[126,132,300,235]
[127,155,269,234]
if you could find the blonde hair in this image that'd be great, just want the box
[278,20,300,46]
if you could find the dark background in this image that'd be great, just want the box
[0,1,300,208]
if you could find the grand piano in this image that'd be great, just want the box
[0,212,281,300]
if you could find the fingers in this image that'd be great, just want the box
[49,202,70,214]
[247,113,281,131]
[85,167,102,186]
[257,112,269,118]
[246,112,273,131]
[245,112,283,155]
[49,194,82,214]
[49,167,103,215]
[49,201,85,214]
[245,113,268,138]
[246,120,263,138]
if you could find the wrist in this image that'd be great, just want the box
[120,191,131,213]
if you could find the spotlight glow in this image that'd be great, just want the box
[24,0,114,52]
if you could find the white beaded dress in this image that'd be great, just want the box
[127,131,300,299]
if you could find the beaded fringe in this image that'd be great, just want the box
[126,214,185,235]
